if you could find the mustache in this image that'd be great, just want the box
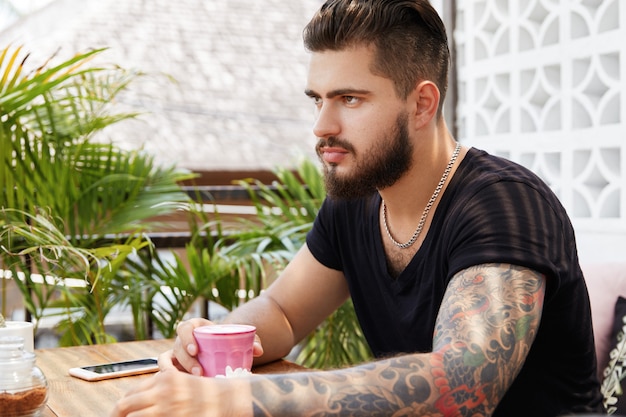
[315,136,355,154]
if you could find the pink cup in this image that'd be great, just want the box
[193,324,256,377]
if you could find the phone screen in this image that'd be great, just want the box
[81,358,158,374]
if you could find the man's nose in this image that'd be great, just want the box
[312,103,341,139]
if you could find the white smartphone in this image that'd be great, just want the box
[68,357,159,381]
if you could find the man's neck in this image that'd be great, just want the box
[379,132,460,217]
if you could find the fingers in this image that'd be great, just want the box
[112,368,230,417]
[253,335,264,358]
[173,318,212,375]
[110,374,160,417]
[157,350,182,372]
[176,318,212,354]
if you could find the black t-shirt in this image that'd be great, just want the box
[306,147,604,416]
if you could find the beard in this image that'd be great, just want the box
[316,113,413,200]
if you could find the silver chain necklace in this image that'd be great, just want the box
[382,142,461,249]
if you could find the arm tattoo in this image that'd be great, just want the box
[250,263,546,417]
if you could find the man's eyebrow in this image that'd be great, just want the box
[304,89,319,98]
[304,88,371,99]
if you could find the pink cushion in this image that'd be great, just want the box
[582,262,626,375]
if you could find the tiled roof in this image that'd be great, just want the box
[1,0,322,171]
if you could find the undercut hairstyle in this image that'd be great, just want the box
[303,0,450,118]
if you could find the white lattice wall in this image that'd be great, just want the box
[454,0,626,263]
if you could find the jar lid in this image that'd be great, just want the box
[0,336,35,362]
[0,336,41,392]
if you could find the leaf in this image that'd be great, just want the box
[0,44,195,345]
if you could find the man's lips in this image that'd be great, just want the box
[320,147,349,164]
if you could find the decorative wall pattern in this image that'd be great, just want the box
[455,0,625,260]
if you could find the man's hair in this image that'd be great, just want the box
[303,0,450,118]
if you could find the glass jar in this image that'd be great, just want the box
[0,336,48,417]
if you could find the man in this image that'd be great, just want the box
[112,1,604,416]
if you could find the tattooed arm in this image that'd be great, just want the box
[250,263,546,417]
[110,263,545,417]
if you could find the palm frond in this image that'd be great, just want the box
[0,46,105,115]
[0,44,196,345]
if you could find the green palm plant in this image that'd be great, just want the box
[117,207,256,340]
[132,162,324,339]
[0,44,195,345]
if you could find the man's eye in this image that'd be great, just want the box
[311,96,322,106]
[344,96,359,105]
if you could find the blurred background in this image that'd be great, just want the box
[1,0,624,334]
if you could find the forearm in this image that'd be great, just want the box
[249,352,462,417]
[247,334,512,416]
[222,293,297,364]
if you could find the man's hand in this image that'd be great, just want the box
[109,366,254,417]
[169,318,264,376]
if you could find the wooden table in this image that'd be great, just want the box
[35,338,306,416]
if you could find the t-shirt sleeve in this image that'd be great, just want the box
[306,197,343,271]
[447,179,573,282]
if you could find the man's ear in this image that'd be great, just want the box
[410,80,440,129]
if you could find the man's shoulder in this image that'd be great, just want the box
[462,147,552,192]
[466,147,537,178]
[456,147,570,221]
